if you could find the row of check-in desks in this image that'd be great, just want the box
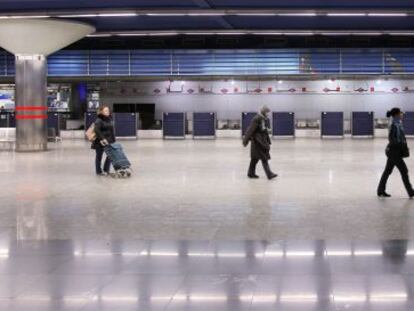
[0,112,63,136]
[3,111,412,139]
[85,111,414,139]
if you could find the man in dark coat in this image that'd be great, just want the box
[243,106,277,180]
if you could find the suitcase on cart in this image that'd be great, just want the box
[104,142,132,178]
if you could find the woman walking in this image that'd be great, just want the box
[377,107,414,198]
[92,106,116,176]
[243,105,277,180]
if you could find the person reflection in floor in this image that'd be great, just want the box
[243,105,278,180]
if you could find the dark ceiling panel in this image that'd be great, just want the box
[83,16,226,31]
[3,0,414,11]
[207,0,414,9]
[225,16,414,31]
[0,0,199,11]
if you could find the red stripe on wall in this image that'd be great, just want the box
[15,106,48,111]
[16,115,48,120]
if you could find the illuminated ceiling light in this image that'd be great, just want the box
[181,81,186,85]
[357,32,383,35]
[252,32,283,35]
[376,80,382,85]
[368,13,408,17]
[10,15,50,19]
[215,32,247,35]
[146,13,185,16]
[87,34,112,37]
[231,80,235,85]
[185,32,216,35]
[278,13,318,16]
[388,32,414,35]
[321,32,352,36]
[149,32,179,36]
[98,13,137,17]
[187,13,225,16]
[235,13,277,16]
[285,32,314,36]
[278,80,283,84]
[117,33,148,36]
[327,13,367,16]
[58,14,98,18]
[0,15,50,19]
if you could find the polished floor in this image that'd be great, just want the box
[1,138,414,240]
[1,138,414,310]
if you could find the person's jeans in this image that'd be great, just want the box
[378,157,414,195]
[95,147,111,174]
[248,158,273,178]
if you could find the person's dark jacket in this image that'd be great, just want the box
[91,114,116,150]
[243,114,271,160]
[386,118,408,159]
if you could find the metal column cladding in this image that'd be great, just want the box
[15,55,47,151]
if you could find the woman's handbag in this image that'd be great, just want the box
[85,123,96,142]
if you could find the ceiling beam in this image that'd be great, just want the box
[87,30,414,37]
[191,0,234,29]
[1,8,413,17]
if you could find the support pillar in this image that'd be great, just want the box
[0,18,95,151]
[15,55,47,152]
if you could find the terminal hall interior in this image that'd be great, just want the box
[3,1,414,310]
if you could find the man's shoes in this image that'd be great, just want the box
[248,174,260,179]
[377,192,391,198]
[268,173,278,180]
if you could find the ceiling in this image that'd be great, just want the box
[1,0,414,49]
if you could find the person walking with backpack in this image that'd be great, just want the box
[91,106,116,176]
[243,105,277,180]
[377,107,414,198]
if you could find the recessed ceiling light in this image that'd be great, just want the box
[327,13,367,16]
[368,13,408,17]
[58,14,98,18]
[235,13,277,16]
[98,13,137,17]
[278,13,317,16]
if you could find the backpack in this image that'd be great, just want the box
[85,123,96,142]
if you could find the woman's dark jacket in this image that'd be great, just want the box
[91,114,116,150]
[386,118,408,159]
[243,114,272,160]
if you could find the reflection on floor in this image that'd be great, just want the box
[1,139,414,309]
[0,239,413,310]
[0,139,414,240]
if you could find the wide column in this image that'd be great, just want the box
[0,18,95,152]
[15,55,47,151]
